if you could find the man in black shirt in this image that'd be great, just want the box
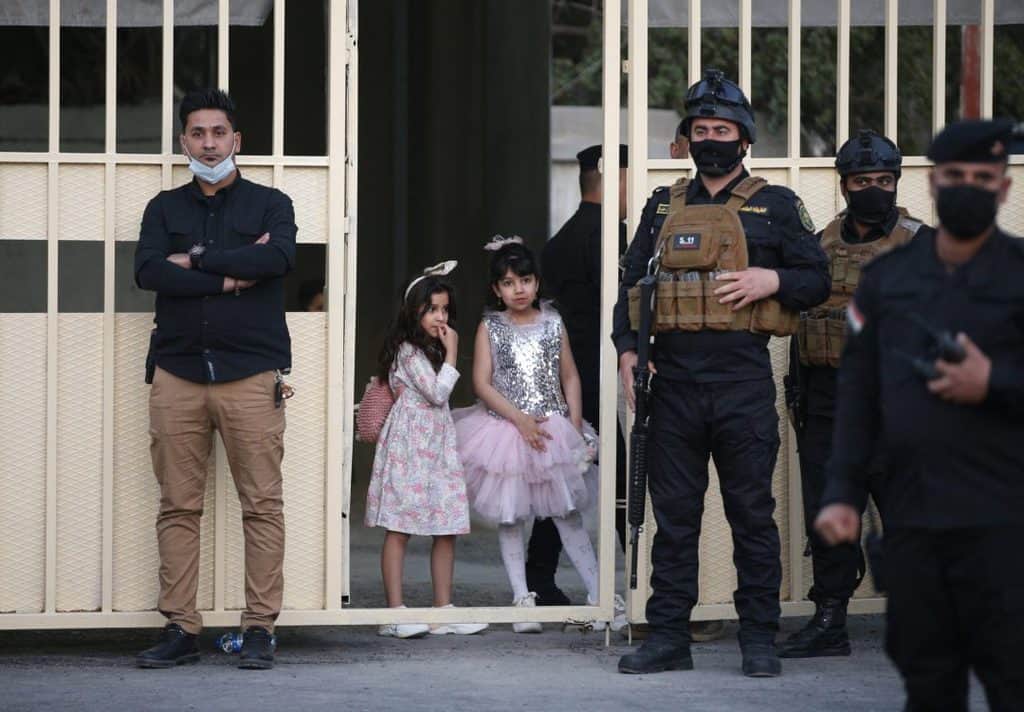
[134,89,296,671]
[615,70,830,678]
[780,130,921,659]
[817,119,1024,711]
[526,144,627,609]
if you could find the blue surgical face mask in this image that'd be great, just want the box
[182,140,238,184]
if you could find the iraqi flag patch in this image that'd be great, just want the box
[847,300,866,335]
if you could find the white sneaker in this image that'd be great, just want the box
[610,594,629,633]
[378,605,430,639]
[513,592,543,634]
[378,622,430,638]
[429,604,489,636]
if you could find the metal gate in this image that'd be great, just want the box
[0,0,356,629]
[2,0,1022,632]
[614,0,1024,623]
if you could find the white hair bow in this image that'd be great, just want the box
[404,260,458,300]
[483,234,524,252]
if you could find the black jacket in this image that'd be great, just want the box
[134,174,297,384]
[612,171,830,383]
[822,227,1024,527]
[542,201,626,382]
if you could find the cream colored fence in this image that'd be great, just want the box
[0,0,354,629]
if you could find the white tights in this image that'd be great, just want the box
[498,512,599,602]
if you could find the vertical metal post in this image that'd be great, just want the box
[885,0,899,141]
[325,0,350,610]
[688,0,701,87]
[273,0,286,187]
[623,0,646,618]
[45,0,61,615]
[218,0,230,91]
[600,0,623,620]
[837,0,851,149]
[739,0,752,158]
[933,0,947,133]
[980,0,994,117]
[101,0,118,614]
[161,0,173,189]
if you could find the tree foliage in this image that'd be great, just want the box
[552,1,1024,158]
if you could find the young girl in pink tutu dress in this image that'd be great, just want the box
[454,237,601,633]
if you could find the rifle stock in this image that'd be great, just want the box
[628,275,656,590]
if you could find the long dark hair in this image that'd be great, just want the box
[377,275,457,382]
[488,242,542,311]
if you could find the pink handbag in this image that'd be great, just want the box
[356,377,399,444]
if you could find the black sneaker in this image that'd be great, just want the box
[741,642,782,678]
[778,598,851,658]
[136,624,200,669]
[238,626,276,670]
[618,638,694,674]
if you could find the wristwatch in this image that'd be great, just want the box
[188,243,206,270]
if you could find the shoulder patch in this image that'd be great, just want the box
[656,203,670,215]
[795,198,815,233]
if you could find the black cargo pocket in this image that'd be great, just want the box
[166,217,195,254]
[230,214,266,245]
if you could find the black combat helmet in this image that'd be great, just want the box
[835,130,902,178]
[681,68,757,144]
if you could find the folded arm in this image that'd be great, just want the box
[198,194,297,280]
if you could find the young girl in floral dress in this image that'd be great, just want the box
[365,261,487,639]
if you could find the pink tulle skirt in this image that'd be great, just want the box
[452,404,597,526]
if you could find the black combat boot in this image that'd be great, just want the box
[135,623,200,669]
[778,597,851,658]
[741,641,782,677]
[618,637,694,674]
[238,626,276,670]
[525,566,571,606]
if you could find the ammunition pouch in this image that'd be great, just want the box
[797,210,922,367]
[628,175,798,337]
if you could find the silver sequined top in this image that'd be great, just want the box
[484,305,569,418]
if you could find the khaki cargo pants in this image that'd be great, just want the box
[149,366,285,634]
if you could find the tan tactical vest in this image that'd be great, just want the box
[797,209,922,367]
[628,176,799,337]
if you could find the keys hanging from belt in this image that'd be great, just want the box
[274,370,295,408]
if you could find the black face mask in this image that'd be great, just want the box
[689,138,746,177]
[846,186,896,225]
[936,185,999,240]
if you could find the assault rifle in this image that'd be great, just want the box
[628,273,656,590]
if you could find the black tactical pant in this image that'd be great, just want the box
[645,377,782,645]
[797,411,886,602]
[885,527,1024,712]
[526,376,626,590]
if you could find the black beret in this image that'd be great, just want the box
[927,119,1014,164]
[577,144,628,171]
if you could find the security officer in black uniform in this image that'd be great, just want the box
[817,119,1024,711]
[615,69,830,677]
[780,130,923,658]
[526,143,628,607]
